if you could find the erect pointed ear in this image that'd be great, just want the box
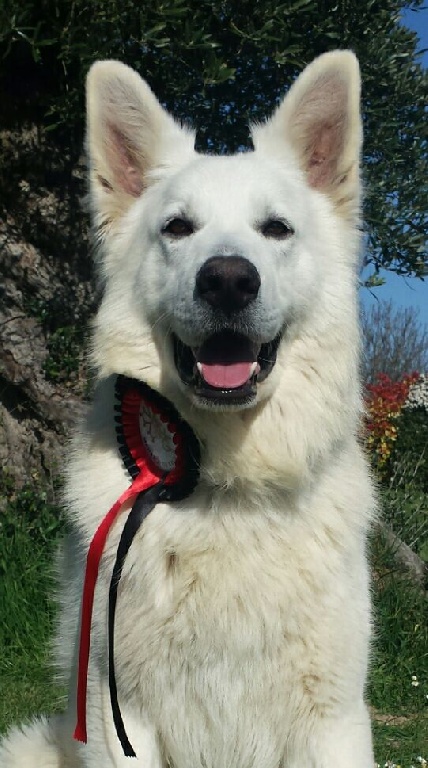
[252,51,362,219]
[86,61,196,232]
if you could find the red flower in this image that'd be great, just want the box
[364,372,419,475]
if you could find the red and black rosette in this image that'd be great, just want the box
[74,376,200,757]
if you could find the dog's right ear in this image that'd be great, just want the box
[86,61,195,233]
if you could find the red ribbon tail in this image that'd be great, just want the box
[73,481,148,744]
[73,721,87,744]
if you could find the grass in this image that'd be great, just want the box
[0,479,66,732]
[372,718,428,768]
[381,454,428,563]
[369,529,428,767]
[0,477,426,766]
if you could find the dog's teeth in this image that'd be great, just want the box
[196,362,203,374]
[250,362,258,376]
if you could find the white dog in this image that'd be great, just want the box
[0,50,376,768]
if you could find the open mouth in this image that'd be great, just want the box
[173,330,281,406]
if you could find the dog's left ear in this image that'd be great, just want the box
[252,51,362,219]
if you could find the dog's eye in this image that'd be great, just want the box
[260,219,294,239]
[162,218,194,237]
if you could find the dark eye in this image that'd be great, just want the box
[260,219,294,239]
[162,217,194,237]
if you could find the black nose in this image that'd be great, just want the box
[195,256,261,314]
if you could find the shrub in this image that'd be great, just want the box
[365,372,419,478]
[365,372,428,561]
[390,407,428,494]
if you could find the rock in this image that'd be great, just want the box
[0,127,95,493]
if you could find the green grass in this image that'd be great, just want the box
[381,484,428,564]
[369,530,428,767]
[0,479,66,732]
[369,531,427,709]
[0,478,426,766]
[372,718,428,768]
[0,665,65,731]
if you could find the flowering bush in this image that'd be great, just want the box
[365,371,428,559]
[365,372,420,475]
[391,402,428,496]
[405,373,428,411]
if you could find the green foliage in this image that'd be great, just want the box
[382,483,428,562]
[369,530,428,715]
[0,472,64,554]
[0,474,66,729]
[0,0,426,278]
[23,295,86,383]
[365,375,428,560]
[43,325,83,382]
[372,718,428,768]
[382,405,428,562]
[391,408,428,493]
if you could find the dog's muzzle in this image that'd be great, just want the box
[172,255,281,407]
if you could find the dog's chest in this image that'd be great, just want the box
[102,505,287,763]
[107,495,342,717]
[114,504,291,651]
[79,476,365,768]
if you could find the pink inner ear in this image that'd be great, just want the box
[106,124,143,197]
[121,165,143,197]
[307,121,343,189]
[296,74,348,191]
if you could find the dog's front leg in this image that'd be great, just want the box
[78,717,166,768]
[284,702,374,768]
[71,678,165,768]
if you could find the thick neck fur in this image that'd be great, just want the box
[91,262,361,495]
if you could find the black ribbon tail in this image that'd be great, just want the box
[108,482,165,758]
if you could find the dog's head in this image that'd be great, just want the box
[86,53,361,416]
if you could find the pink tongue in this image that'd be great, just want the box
[200,362,253,389]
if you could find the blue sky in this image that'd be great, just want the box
[360,6,427,325]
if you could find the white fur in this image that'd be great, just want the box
[0,51,376,768]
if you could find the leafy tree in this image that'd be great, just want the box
[361,300,428,383]
[0,0,426,278]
